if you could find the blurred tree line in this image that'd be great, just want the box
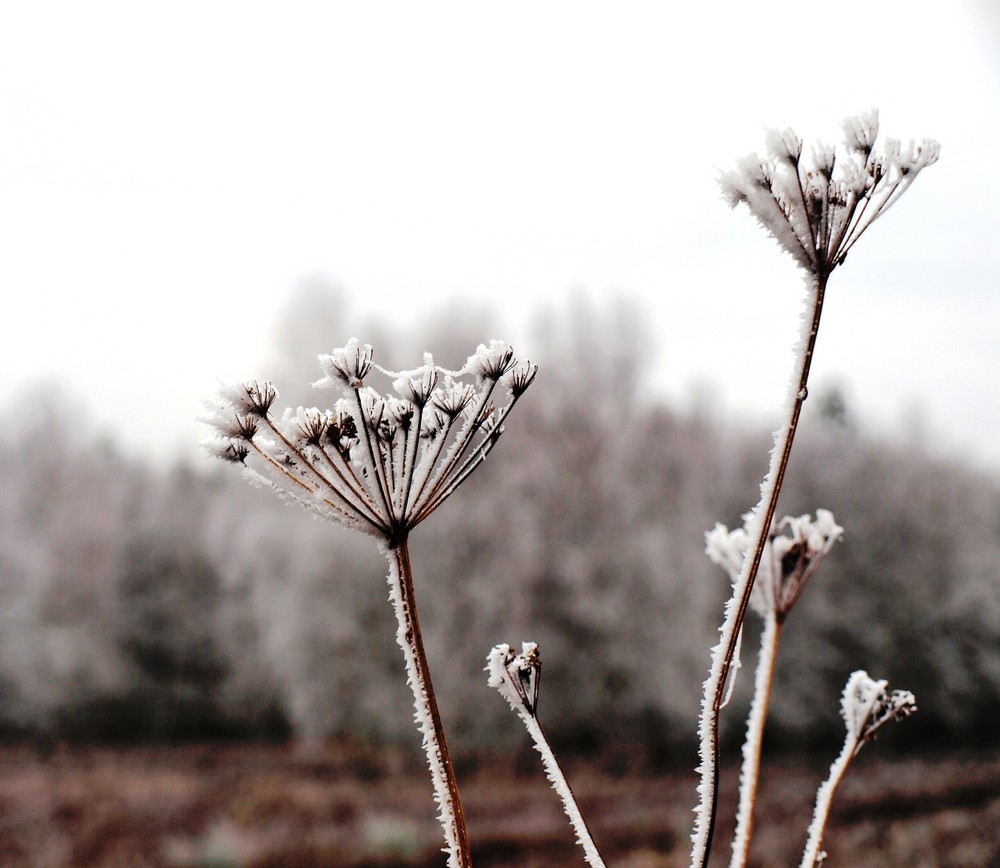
[1,288,998,763]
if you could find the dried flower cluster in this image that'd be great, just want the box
[707,509,843,620]
[204,338,536,545]
[720,109,939,277]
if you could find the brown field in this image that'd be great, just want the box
[0,742,998,867]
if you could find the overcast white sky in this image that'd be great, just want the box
[2,1,999,469]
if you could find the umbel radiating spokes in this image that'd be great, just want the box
[719,110,939,278]
[204,338,536,545]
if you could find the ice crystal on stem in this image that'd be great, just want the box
[486,643,606,868]
[693,112,936,868]
[801,671,917,867]
[204,339,536,868]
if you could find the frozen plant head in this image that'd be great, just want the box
[720,110,939,279]
[841,670,917,756]
[766,509,843,617]
[705,510,842,618]
[203,338,537,547]
[487,642,542,716]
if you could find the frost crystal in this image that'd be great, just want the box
[720,110,939,277]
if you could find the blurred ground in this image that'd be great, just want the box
[0,742,998,867]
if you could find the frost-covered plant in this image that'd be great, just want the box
[204,338,536,867]
[706,510,844,867]
[691,111,937,867]
[800,671,917,866]
[486,642,605,867]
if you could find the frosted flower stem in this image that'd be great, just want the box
[521,713,606,868]
[486,643,605,867]
[799,733,855,867]
[799,671,916,866]
[729,611,782,868]
[387,538,471,867]
[692,273,828,868]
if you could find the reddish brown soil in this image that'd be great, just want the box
[0,743,998,866]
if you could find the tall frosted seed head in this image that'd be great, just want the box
[722,110,939,278]
[204,337,536,541]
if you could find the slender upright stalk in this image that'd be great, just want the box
[692,273,827,868]
[387,537,471,867]
[730,611,783,868]
[486,642,605,867]
[521,713,606,867]
[799,733,855,868]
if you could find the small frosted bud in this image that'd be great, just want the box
[504,360,538,397]
[393,354,438,406]
[764,126,803,164]
[486,642,542,715]
[315,338,374,389]
[465,339,516,383]
[841,109,879,156]
[220,381,277,418]
[431,379,476,419]
[841,670,917,746]
[203,437,249,464]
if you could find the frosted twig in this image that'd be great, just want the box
[800,671,917,866]
[389,541,469,866]
[486,643,606,868]
[730,610,781,868]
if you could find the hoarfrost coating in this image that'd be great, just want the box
[719,110,939,278]
[203,339,536,541]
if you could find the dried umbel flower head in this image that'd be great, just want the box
[840,669,917,754]
[705,509,842,618]
[720,110,939,278]
[203,338,537,546]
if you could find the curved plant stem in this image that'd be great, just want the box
[691,273,828,868]
[800,731,857,867]
[730,612,783,868]
[387,538,472,867]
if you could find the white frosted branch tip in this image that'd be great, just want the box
[486,642,541,715]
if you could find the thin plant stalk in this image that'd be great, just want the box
[730,610,783,868]
[692,272,828,868]
[799,733,855,867]
[800,671,917,867]
[387,537,471,867]
[521,712,605,868]
[486,643,605,868]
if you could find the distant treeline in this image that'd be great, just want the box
[2,294,999,761]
